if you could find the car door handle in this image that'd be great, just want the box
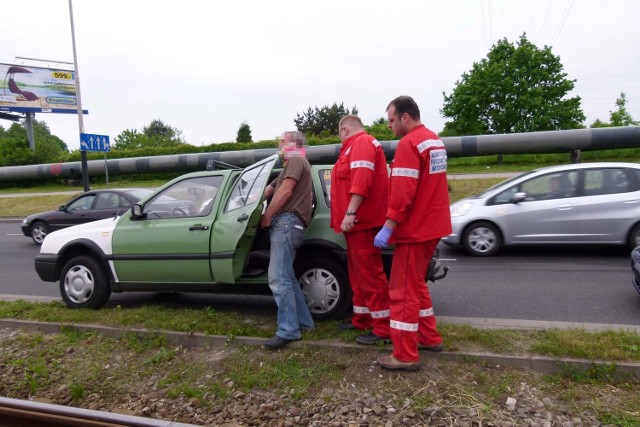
[557,204,574,210]
[189,225,210,231]
[237,213,249,222]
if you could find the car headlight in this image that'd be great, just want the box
[22,218,28,224]
[450,201,473,217]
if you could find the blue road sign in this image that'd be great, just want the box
[80,133,110,152]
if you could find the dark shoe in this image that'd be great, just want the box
[337,322,358,331]
[377,355,420,371]
[263,335,298,349]
[355,332,390,345]
[418,342,444,352]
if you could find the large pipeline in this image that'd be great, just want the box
[0,126,639,182]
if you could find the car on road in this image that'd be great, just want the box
[34,155,447,320]
[442,162,640,256]
[21,188,154,245]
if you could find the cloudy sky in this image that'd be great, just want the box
[1,0,639,151]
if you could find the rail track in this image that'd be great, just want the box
[0,397,193,426]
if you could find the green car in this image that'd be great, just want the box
[35,155,447,320]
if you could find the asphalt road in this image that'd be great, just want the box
[2,220,639,326]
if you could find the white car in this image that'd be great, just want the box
[443,162,640,256]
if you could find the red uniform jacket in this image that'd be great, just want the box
[330,131,389,233]
[387,125,452,243]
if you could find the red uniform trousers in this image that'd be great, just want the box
[389,238,442,363]
[345,228,390,337]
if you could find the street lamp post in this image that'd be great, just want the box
[68,0,90,192]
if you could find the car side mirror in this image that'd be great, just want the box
[58,205,66,211]
[511,192,528,204]
[131,203,144,218]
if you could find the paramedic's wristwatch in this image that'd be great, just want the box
[346,209,356,216]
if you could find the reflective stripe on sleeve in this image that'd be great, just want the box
[372,139,381,147]
[416,139,444,153]
[391,167,419,178]
[353,305,370,314]
[351,160,375,170]
[370,309,390,319]
[390,319,419,332]
[419,307,435,317]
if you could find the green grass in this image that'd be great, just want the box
[1,300,639,363]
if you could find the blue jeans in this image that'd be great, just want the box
[268,213,314,339]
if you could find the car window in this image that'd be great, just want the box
[67,194,95,211]
[491,171,578,204]
[225,160,274,212]
[319,169,331,206]
[584,168,631,196]
[144,176,223,218]
[520,171,578,201]
[94,192,120,210]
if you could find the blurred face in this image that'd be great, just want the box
[386,105,407,137]
[278,135,306,160]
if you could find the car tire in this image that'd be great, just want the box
[59,256,111,309]
[462,221,501,256]
[628,223,640,251]
[295,256,352,321]
[30,221,49,245]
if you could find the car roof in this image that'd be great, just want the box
[531,161,640,174]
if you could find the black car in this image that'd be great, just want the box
[21,188,154,244]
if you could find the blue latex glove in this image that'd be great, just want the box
[374,226,393,248]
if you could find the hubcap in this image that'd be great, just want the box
[32,225,47,244]
[298,268,339,315]
[63,265,95,304]
[468,227,497,254]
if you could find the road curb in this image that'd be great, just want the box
[1,318,638,380]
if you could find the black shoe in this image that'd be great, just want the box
[337,322,358,331]
[355,332,390,345]
[263,335,298,349]
[418,342,444,352]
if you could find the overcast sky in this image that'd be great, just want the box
[1,0,639,151]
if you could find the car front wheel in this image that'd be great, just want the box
[463,221,501,256]
[59,255,111,309]
[30,221,49,245]
[296,256,351,321]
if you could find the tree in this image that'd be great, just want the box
[590,93,639,128]
[236,121,253,143]
[609,92,638,127]
[294,103,358,136]
[365,117,396,141]
[114,119,185,150]
[441,34,585,136]
[0,119,68,166]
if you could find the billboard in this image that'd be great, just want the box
[0,63,88,114]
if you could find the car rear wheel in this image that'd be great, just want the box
[463,221,501,256]
[296,256,351,321]
[627,223,640,251]
[59,255,111,309]
[30,221,49,245]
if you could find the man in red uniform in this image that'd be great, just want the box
[331,115,391,344]
[374,96,452,370]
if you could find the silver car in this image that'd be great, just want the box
[443,162,640,256]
